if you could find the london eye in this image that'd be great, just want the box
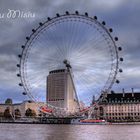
[17,11,123,116]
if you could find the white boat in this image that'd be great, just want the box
[71,118,108,125]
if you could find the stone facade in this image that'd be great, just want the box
[94,92,140,122]
[0,101,43,117]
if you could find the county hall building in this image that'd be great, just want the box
[94,90,140,122]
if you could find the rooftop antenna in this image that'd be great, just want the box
[132,88,134,97]
[122,88,125,94]
[122,88,125,97]
[132,88,134,93]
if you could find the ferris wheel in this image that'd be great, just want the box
[17,11,123,116]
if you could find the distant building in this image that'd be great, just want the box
[91,95,95,105]
[94,92,140,122]
[0,101,43,117]
[47,69,79,113]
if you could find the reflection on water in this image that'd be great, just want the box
[0,124,140,140]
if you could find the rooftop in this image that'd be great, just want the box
[100,92,140,104]
[49,69,66,74]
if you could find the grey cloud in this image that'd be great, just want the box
[0,0,140,103]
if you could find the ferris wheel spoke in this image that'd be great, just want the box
[63,21,76,59]
[65,19,88,59]
[65,21,80,59]
[75,27,100,53]
[26,68,50,81]
[73,40,108,60]
[18,13,120,115]
[57,23,69,59]
[38,28,66,59]
[76,78,101,104]
[46,32,66,59]
[73,24,99,52]
[78,32,113,57]
[76,70,108,90]
[71,55,111,67]
[68,21,81,58]
[27,78,45,90]
[26,74,46,83]
[80,36,110,56]
[76,74,105,91]
[27,46,63,66]
[75,73,101,92]
[26,59,63,70]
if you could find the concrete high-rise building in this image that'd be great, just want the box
[47,69,79,113]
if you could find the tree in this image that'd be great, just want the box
[5,98,13,104]
[15,109,21,118]
[0,112,4,117]
[4,107,11,118]
[25,108,36,117]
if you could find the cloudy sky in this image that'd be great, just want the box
[0,0,140,103]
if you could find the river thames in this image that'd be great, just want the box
[0,124,140,140]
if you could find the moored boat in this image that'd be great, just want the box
[71,118,108,124]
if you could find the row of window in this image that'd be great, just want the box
[107,106,140,111]
[109,100,140,102]
[107,110,140,113]
[106,117,140,120]
[107,105,140,108]
[48,99,64,101]
[106,113,140,116]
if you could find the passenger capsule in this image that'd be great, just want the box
[75,11,79,15]
[65,11,69,15]
[116,80,120,84]
[39,22,43,26]
[48,17,51,21]
[18,55,22,58]
[17,74,20,77]
[114,37,118,41]
[118,47,122,51]
[28,100,32,103]
[120,58,124,61]
[26,37,30,40]
[16,64,20,67]
[22,92,27,95]
[102,21,106,25]
[56,13,60,17]
[21,45,25,49]
[119,69,123,73]
[19,83,23,86]
[32,29,36,33]
[94,16,97,20]
[85,12,88,16]
[109,28,113,32]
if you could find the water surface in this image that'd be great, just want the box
[0,124,140,140]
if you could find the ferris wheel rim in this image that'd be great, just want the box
[17,12,122,115]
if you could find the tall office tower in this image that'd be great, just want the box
[47,69,79,113]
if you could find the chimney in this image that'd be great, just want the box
[122,88,125,97]
[132,88,134,97]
